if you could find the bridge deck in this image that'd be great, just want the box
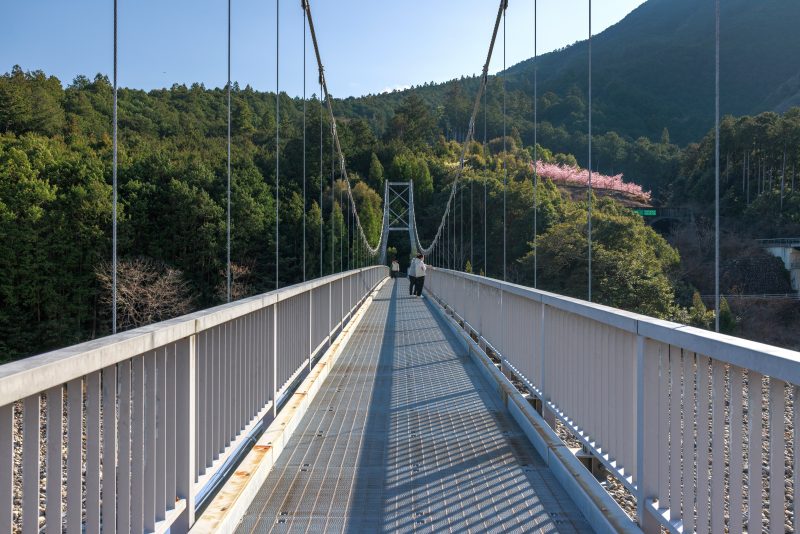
[236,279,592,533]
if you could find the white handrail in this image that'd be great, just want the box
[427,267,800,533]
[0,266,387,534]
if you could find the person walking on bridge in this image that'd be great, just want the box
[391,258,400,279]
[409,253,427,297]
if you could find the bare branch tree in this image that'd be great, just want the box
[216,262,254,302]
[96,257,194,330]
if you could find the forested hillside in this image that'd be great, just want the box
[334,0,800,200]
[0,65,704,360]
[3,25,800,359]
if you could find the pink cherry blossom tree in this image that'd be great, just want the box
[531,161,651,202]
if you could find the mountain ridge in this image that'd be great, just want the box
[343,0,800,147]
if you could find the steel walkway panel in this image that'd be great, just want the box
[236,279,593,533]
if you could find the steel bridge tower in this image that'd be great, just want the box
[379,181,418,264]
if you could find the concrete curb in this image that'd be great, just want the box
[190,277,389,533]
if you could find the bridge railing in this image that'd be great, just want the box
[757,237,800,247]
[0,266,387,534]
[427,267,800,533]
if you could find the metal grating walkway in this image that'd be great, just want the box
[236,279,593,533]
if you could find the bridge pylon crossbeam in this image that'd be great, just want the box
[380,181,416,263]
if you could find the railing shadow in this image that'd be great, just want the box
[345,278,580,532]
[344,279,398,531]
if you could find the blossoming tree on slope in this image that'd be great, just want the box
[531,161,651,203]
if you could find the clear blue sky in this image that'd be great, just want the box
[2,0,646,98]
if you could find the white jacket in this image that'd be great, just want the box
[409,257,427,277]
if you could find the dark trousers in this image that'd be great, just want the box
[413,276,425,296]
[408,275,416,294]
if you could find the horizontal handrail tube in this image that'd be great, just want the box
[0,266,388,534]
[429,267,800,384]
[0,267,385,406]
[427,267,800,533]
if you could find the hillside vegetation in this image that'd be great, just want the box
[2,0,800,356]
[0,66,705,360]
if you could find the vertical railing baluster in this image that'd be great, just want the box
[539,304,546,412]
[637,337,661,534]
[794,384,800,534]
[227,321,234,449]
[66,378,83,534]
[196,337,202,482]
[23,394,40,534]
[0,404,11,533]
[197,333,206,479]
[280,300,285,392]
[247,312,254,424]
[328,280,332,348]
[696,356,711,534]
[85,372,101,534]
[212,328,220,469]
[768,379,785,533]
[748,371,763,534]
[710,359,725,533]
[117,361,131,533]
[625,333,636,477]
[238,316,245,430]
[166,345,177,506]
[46,385,63,534]
[175,336,196,533]
[612,328,622,462]
[608,326,616,458]
[681,352,696,533]
[234,318,241,433]
[272,303,278,416]
[240,316,247,429]
[308,290,313,370]
[657,347,670,515]
[669,350,680,517]
[130,356,144,533]
[101,367,117,534]
[156,349,167,521]
[257,309,264,411]
[219,323,226,458]
[728,366,744,533]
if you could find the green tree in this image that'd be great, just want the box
[368,152,384,192]
[390,152,433,205]
[519,197,680,318]
[719,296,736,334]
[387,94,438,149]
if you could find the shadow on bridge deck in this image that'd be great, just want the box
[235,279,592,533]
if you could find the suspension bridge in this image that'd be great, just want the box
[2,0,800,533]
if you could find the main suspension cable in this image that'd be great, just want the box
[303,0,382,257]
[412,0,507,257]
